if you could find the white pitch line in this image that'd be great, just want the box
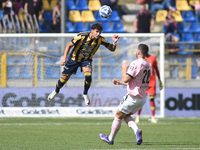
[0,122,200,126]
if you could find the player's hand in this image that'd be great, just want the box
[159,80,163,90]
[112,78,120,85]
[61,58,66,66]
[113,34,120,43]
[122,60,129,70]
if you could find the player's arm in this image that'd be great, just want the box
[154,63,163,90]
[133,18,138,32]
[60,42,73,66]
[107,34,120,52]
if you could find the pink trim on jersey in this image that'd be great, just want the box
[126,58,151,98]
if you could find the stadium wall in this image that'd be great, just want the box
[0,87,199,117]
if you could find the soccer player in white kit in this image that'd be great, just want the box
[99,44,151,145]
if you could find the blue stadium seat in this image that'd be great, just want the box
[19,67,33,79]
[192,65,198,78]
[188,22,200,32]
[38,22,49,33]
[44,58,52,63]
[177,22,189,33]
[150,1,155,11]
[76,0,89,10]
[7,66,19,78]
[178,44,194,55]
[7,58,12,64]
[178,58,186,67]
[86,22,95,31]
[0,10,3,21]
[67,0,77,10]
[94,11,109,22]
[112,65,122,79]
[43,11,53,21]
[66,21,75,33]
[47,44,58,50]
[182,11,196,22]
[74,22,86,32]
[109,11,120,22]
[101,22,113,33]
[101,66,111,78]
[44,66,60,79]
[181,33,194,42]
[112,21,126,33]
[194,33,200,41]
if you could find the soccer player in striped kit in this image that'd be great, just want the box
[99,44,151,145]
[47,23,120,106]
[135,53,163,124]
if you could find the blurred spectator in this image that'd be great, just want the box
[165,33,180,79]
[13,0,24,14]
[2,0,14,27]
[153,0,176,11]
[100,0,124,17]
[24,0,44,21]
[196,58,200,79]
[49,16,60,33]
[2,0,14,15]
[53,0,61,25]
[133,4,154,33]
[164,9,177,35]
[195,2,200,19]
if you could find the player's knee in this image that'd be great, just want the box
[84,72,92,84]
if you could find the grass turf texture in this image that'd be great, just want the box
[0,117,200,150]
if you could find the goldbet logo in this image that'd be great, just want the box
[165,94,200,110]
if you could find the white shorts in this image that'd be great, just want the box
[118,94,147,114]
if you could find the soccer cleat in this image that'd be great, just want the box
[151,118,158,124]
[135,118,140,124]
[82,93,90,106]
[47,90,58,101]
[136,129,143,145]
[99,133,114,145]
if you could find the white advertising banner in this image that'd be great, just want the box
[0,107,117,117]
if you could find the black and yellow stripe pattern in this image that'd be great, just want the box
[70,32,110,62]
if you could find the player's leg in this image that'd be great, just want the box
[124,96,146,145]
[99,108,126,145]
[48,63,78,101]
[82,60,92,106]
[135,108,142,124]
[150,95,157,123]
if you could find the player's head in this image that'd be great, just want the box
[136,44,149,58]
[90,23,103,39]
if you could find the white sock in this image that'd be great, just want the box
[124,116,138,135]
[152,116,155,120]
[109,117,122,141]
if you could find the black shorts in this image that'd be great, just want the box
[62,59,92,76]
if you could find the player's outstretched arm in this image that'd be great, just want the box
[61,42,73,66]
[112,78,127,86]
[107,34,120,52]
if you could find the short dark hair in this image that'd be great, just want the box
[138,44,149,57]
[91,23,103,31]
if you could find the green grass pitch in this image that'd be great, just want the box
[0,117,200,150]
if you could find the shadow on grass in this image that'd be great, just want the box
[143,142,199,146]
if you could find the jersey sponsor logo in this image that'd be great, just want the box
[165,94,200,110]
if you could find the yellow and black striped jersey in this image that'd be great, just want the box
[69,32,110,62]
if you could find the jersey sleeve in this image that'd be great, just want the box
[71,34,82,45]
[100,37,110,47]
[126,61,138,78]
